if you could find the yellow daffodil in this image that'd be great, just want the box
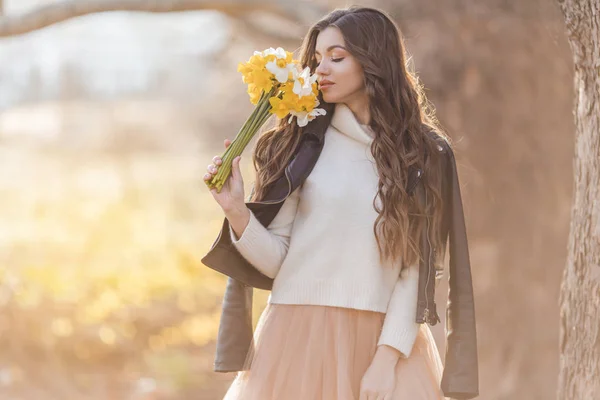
[247,84,263,105]
[206,47,327,192]
[269,96,294,119]
[238,54,273,94]
[289,104,327,127]
[295,93,318,112]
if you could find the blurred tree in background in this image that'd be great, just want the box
[555,0,600,398]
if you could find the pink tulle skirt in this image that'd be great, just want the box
[223,303,446,400]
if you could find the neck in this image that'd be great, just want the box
[342,94,370,125]
[330,103,375,145]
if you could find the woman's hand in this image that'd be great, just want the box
[359,346,400,400]
[204,139,246,215]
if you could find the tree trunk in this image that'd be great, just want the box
[556,0,600,398]
[0,0,325,37]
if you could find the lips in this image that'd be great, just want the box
[319,81,334,89]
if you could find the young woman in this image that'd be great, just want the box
[202,6,478,400]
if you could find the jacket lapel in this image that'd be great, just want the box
[247,109,332,206]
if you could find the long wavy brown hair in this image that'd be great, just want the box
[249,6,450,269]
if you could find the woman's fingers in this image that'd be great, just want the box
[231,156,240,180]
[204,138,232,186]
[206,139,230,178]
[207,163,218,175]
[206,139,230,175]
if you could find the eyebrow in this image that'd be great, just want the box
[314,45,347,56]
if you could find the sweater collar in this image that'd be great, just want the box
[330,103,374,145]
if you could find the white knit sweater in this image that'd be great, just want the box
[229,103,420,358]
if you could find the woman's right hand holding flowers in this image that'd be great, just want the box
[204,139,247,215]
[204,139,250,238]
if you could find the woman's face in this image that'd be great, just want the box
[314,26,366,105]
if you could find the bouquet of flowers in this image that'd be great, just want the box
[205,47,327,193]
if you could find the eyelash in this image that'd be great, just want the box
[316,57,344,64]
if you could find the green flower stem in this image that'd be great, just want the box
[206,87,276,193]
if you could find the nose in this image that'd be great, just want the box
[315,60,329,77]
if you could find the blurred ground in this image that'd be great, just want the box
[0,0,575,399]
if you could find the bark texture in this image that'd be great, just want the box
[556,0,600,398]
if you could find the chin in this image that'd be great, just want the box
[322,93,341,104]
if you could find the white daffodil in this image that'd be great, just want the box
[288,107,327,127]
[262,47,287,58]
[266,60,295,83]
[262,47,295,83]
[292,66,318,98]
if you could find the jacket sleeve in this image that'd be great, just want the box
[214,277,254,372]
[440,143,480,399]
[376,264,420,358]
[228,185,301,279]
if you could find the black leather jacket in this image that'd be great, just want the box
[201,115,479,399]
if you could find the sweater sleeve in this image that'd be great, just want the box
[376,263,420,358]
[228,185,301,279]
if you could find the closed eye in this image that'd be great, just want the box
[315,57,345,64]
